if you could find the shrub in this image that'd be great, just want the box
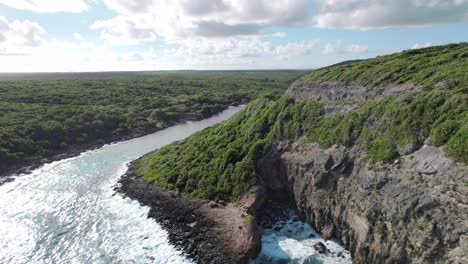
[431,120,460,146]
[446,123,468,164]
[370,138,399,163]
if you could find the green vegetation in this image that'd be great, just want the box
[296,42,468,93]
[0,71,305,171]
[141,44,467,201]
[141,96,323,200]
[418,221,429,230]
[377,223,387,236]
[309,91,467,163]
[244,214,255,225]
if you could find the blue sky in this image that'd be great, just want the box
[0,0,467,72]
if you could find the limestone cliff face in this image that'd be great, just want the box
[256,81,467,263]
[285,81,421,102]
[258,139,467,263]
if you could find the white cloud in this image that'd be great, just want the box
[344,44,368,53]
[313,0,468,29]
[0,16,45,51]
[73,33,84,41]
[161,36,324,66]
[272,32,287,38]
[0,0,89,13]
[412,43,433,49]
[91,16,156,45]
[322,42,338,55]
[322,42,368,55]
[100,0,308,41]
[168,37,270,59]
[274,39,322,57]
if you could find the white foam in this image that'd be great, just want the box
[253,216,352,264]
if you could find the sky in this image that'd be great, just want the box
[0,0,467,72]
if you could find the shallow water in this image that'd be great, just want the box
[0,107,242,264]
[1,105,351,264]
[253,214,352,264]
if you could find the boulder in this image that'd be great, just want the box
[313,242,327,254]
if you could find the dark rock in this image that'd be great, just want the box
[257,139,466,263]
[118,155,262,264]
[313,242,327,254]
[209,201,218,208]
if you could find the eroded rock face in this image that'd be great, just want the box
[258,138,468,263]
[285,81,421,117]
[286,81,421,102]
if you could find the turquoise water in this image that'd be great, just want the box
[0,107,242,264]
[254,213,352,264]
[0,105,351,264]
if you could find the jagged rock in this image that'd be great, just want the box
[209,201,218,208]
[257,138,467,264]
[313,242,327,254]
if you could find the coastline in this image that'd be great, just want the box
[0,106,236,185]
[117,155,262,264]
[0,127,163,184]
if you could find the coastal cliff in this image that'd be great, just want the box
[127,43,468,263]
[258,132,467,263]
[254,73,467,262]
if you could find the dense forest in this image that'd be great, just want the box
[139,43,468,201]
[0,71,305,173]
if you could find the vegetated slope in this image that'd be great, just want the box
[140,43,467,202]
[296,42,467,92]
[0,71,304,173]
[140,96,323,200]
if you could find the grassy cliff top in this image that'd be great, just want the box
[296,43,467,92]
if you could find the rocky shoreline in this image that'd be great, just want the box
[117,155,262,264]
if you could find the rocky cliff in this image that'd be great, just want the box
[135,43,468,263]
[255,80,468,263]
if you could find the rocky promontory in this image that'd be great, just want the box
[122,43,468,263]
[117,154,263,264]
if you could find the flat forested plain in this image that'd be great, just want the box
[0,71,305,173]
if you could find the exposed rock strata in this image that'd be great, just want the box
[258,138,467,263]
[257,80,467,263]
[286,81,421,102]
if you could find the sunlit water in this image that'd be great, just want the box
[254,215,352,264]
[1,105,351,264]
